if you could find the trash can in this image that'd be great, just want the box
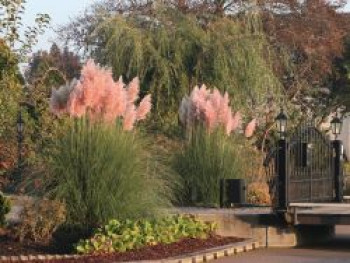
[220,179,246,208]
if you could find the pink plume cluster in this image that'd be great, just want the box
[244,118,257,138]
[179,85,256,137]
[50,60,152,131]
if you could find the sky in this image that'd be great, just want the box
[22,0,350,53]
[23,0,94,52]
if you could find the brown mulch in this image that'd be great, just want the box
[0,235,244,262]
[0,235,56,256]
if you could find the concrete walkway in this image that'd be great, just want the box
[215,226,350,263]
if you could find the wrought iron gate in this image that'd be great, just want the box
[287,121,334,203]
[265,120,343,210]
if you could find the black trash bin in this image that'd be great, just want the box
[220,179,246,208]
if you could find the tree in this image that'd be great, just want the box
[328,34,350,113]
[60,5,283,132]
[25,43,81,89]
[0,39,22,187]
[57,0,244,54]
[0,0,50,191]
[260,0,349,100]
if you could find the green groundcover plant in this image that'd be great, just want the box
[76,215,216,254]
[0,192,10,227]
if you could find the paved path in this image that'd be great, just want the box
[216,226,350,263]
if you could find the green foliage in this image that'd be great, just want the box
[20,74,71,181]
[0,0,50,185]
[25,43,81,87]
[0,39,22,137]
[0,192,10,227]
[76,215,216,254]
[91,10,282,129]
[16,199,66,242]
[174,127,245,206]
[43,119,176,227]
[0,0,50,59]
[0,40,23,181]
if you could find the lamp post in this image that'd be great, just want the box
[16,109,24,184]
[276,109,288,139]
[331,114,343,202]
[276,108,288,211]
[330,115,342,139]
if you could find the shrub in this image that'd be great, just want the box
[247,182,271,205]
[16,199,66,243]
[175,86,258,206]
[0,192,10,227]
[76,215,216,254]
[43,119,175,227]
[174,127,245,206]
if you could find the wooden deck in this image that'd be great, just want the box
[288,203,350,225]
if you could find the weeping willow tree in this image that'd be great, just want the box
[88,7,283,128]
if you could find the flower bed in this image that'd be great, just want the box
[0,235,244,262]
[0,215,245,262]
[76,215,216,254]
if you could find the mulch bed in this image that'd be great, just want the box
[0,235,244,262]
[0,235,56,256]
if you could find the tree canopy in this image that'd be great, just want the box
[61,5,283,130]
[25,43,81,88]
[59,0,350,124]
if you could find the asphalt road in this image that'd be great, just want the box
[215,226,350,263]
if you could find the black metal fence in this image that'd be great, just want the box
[286,121,334,203]
[265,120,343,211]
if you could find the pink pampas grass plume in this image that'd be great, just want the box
[198,84,209,98]
[179,84,257,139]
[123,105,136,131]
[136,94,152,121]
[180,84,240,134]
[79,59,113,108]
[210,89,222,112]
[204,101,216,131]
[225,109,233,135]
[67,85,86,118]
[245,118,257,138]
[49,60,152,130]
[126,77,139,104]
[103,79,127,123]
[231,111,241,132]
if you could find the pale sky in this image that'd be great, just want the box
[23,0,94,52]
[22,0,350,53]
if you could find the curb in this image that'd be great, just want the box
[161,239,259,263]
[0,240,259,262]
[0,255,81,262]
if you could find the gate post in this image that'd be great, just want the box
[333,139,343,202]
[277,139,288,211]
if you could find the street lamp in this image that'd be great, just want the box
[275,108,288,211]
[17,111,24,135]
[330,113,344,202]
[276,108,288,138]
[330,114,342,139]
